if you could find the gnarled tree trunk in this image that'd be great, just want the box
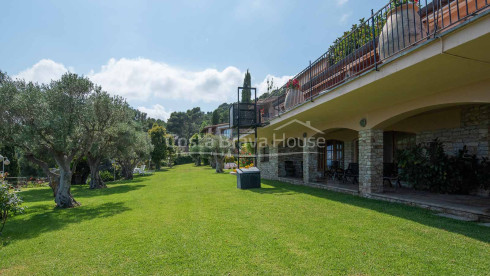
[55,167,79,208]
[88,156,106,189]
[47,171,60,197]
[119,159,135,180]
[54,156,80,208]
[210,156,216,169]
[215,154,224,173]
[154,158,161,170]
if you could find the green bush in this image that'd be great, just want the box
[224,155,235,163]
[476,158,490,190]
[397,139,489,194]
[446,148,490,194]
[26,181,49,188]
[1,184,25,234]
[100,170,115,182]
[174,155,193,165]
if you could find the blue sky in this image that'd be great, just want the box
[1,0,386,120]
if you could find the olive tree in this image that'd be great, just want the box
[198,134,213,167]
[0,72,96,208]
[189,133,201,166]
[85,91,128,189]
[0,73,60,196]
[200,134,232,173]
[166,134,176,167]
[113,119,153,180]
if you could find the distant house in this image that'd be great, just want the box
[201,123,232,139]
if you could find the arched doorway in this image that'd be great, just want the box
[324,139,343,169]
[315,128,359,188]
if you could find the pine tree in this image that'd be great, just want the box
[242,70,252,103]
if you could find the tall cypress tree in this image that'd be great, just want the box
[148,123,168,170]
[211,110,220,125]
[242,70,252,103]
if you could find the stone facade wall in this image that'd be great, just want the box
[278,142,303,178]
[257,145,278,180]
[258,105,489,197]
[359,129,384,195]
[416,105,489,158]
[303,138,319,183]
[344,140,354,169]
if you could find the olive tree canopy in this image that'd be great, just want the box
[113,118,153,180]
[85,91,128,189]
[0,72,96,208]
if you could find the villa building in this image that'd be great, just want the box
[249,0,490,220]
[202,123,233,138]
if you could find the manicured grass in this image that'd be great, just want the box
[0,164,489,275]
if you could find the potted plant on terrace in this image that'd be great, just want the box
[284,79,304,110]
[378,0,425,60]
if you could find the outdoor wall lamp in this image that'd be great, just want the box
[360,118,367,128]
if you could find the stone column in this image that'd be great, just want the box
[359,129,384,195]
[343,140,353,170]
[303,138,319,183]
[257,145,279,180]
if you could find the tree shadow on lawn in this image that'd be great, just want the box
[18,181,146,203]
[254,180,490,243]
[103,177,149,185]
[73,184,146,199]
[1,201,131,246]
[132,173,159,179]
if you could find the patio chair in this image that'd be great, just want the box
[342,163,359,184]
[326,161,344,181]
[133,167,144,175]
[383,162,401,190]
[224,163,237,170]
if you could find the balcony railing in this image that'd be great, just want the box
[258,0,489,124]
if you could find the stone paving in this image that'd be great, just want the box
[373,188,490,221]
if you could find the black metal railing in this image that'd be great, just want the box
[258,0,489,124]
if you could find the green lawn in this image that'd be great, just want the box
[0,164,489,275]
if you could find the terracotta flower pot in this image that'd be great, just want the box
[284,88,304,110]
[378,3,426,60]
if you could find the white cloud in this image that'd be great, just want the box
[337,0,349,6]
[255,74,293,96]
[340,12,352,24]
[13,59,70,84]
[15,58,293,103]
[14,58,293,120]
[137,104,171,121]
[88,58,243,103]
[234,0,277,20]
